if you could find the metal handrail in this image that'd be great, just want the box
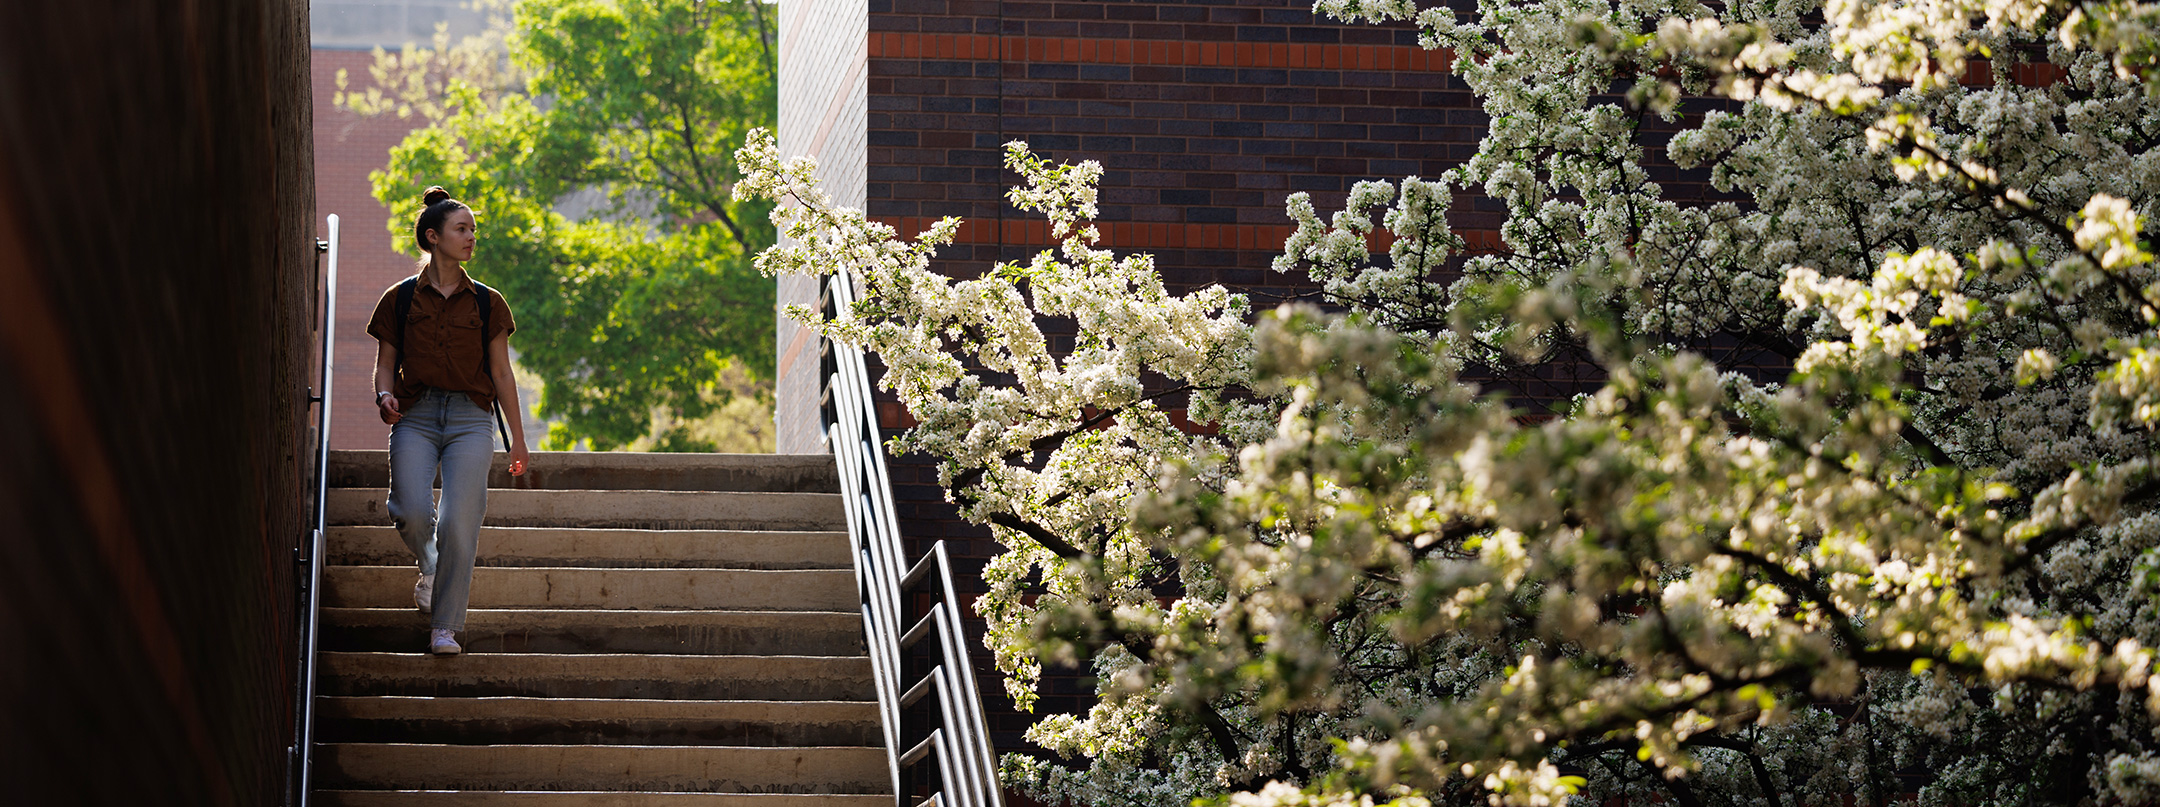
[820,270,1004,807]
[291,214,338,807]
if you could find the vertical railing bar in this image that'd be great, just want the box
[928,578,993,807]
[859,598,898,722]
[295,214,338,807]
[933,597,990,807]
[928,727,956,807]
[928,613,982,807]
[935,542,1006,807]
[825,280,888,627]
[929,693,966,807]
[832,278,907,636]
[859,489,903,702]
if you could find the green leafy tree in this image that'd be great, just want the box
[345,0,777,450]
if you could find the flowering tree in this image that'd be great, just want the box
[738,0,2160,800]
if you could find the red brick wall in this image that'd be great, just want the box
[311,48,433,450]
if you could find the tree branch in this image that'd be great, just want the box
[1192,699,1247,770]
[984,511,1086,558]
[1684,734,1789,807]
[1636,746,1706,807]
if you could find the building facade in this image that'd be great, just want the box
[777,0,1486,754]
[778,0,1488,454]
[313,44,435,451]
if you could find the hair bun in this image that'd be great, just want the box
[421,186,452,208]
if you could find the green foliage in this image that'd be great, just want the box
[360,0,777,450]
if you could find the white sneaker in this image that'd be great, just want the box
[415,573,434,615]
[429,628,460,656]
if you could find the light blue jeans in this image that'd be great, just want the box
[387,386,495,631]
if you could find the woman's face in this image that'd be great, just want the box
[430,208,478,262]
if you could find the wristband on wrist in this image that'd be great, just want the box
[377,391,393,403]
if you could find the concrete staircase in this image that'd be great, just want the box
[313,450,885,806]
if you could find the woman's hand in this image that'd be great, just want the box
[373,342,403,426]
[487,331,531,476]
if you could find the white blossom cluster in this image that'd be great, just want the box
[737,131,1269,780]
[737,0,2160,797]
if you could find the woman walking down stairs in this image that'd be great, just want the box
[307,450,888,805]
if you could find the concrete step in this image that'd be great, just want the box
[327,489,845,531]
[310,452,886,804]
[323,567,858,612]
[327,526,853,570]
[317,793,895,807]
[317,744,887,793]
[316,697,880,747]
[318,652,875,700]
[328,450,839,493]
[320,608,865,656]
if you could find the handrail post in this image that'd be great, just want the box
[292,214,337,807]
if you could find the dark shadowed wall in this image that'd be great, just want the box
[0,2,316,805]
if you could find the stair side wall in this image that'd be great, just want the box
[0,1,317,804]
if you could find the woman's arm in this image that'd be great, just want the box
[488,332,530,475]
[373,341,402,425]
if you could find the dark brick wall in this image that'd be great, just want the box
[0,1,316,804]
[864,1,1501,287]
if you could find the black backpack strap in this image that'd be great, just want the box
[471,280,511,450]
[471,279,494,374]
[391,276,419,378]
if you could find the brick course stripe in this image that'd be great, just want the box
[873,215,1295,249]
[869,32,1454,71]
[865,32,2060,86]
[870,215,1505,253]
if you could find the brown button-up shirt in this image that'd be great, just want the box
[366,274,517,413]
